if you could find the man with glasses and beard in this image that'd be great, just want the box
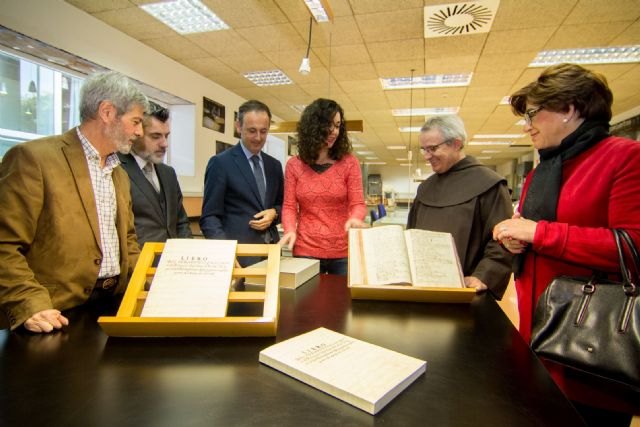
[118,105,192,249]
[0,71,148,333]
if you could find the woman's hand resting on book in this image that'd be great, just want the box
[280,232,296,250]
[344,218,368,231]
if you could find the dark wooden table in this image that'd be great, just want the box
[0,275,584,426]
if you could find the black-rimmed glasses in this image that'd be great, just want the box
[524,107,542,126]
[420,141,448,155]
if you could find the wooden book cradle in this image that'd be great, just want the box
[98,242,281,337]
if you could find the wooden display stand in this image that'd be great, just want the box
[349,283,476,303]
[98,242,281,337]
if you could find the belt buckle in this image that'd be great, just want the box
[102,277,117,290]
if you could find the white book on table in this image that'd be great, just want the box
[245,256,319,289]
[259,327,427,414]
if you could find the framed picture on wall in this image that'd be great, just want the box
[216,140,233,154]
[233,111,240,138]
[203,97,225,133]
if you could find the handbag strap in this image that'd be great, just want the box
[613,229,640,295]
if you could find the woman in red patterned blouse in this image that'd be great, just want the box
[280,99,366,275]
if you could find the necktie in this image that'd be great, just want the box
[250,155,266,204]
[142,162,160,193]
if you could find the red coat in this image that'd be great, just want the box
[516,135,640,410]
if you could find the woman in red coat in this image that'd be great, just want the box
[493,63,640,425]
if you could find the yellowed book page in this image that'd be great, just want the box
[404,229,464,288]
[140,239,236,317]
[348,229,364,285]
[359,225,412,286]
[259,327,426,415]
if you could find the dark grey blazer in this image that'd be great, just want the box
[118,153,192,249]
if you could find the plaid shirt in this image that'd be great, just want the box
[77,128,121,278]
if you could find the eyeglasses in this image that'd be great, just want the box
[524,106,543,126]
[420,141,448,155]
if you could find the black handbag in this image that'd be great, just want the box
[530,229,640,392]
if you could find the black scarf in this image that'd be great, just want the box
[514,120,610,276]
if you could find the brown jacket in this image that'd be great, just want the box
[0,129,139,329]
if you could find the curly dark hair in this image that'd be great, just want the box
[509,63,613,122]
[296,98,351,165]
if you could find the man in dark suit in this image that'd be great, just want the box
[118,106,192,249]
[200,100,284,266]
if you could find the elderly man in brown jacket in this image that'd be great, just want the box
[0,71,148,332]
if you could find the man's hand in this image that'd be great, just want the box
[249,208,277,231]
[464,276,488,292]
[23,309,69,333]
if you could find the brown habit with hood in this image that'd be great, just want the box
[407,156,513,299]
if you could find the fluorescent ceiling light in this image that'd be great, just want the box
[500,96,510,105]
[290,104,307,113]
[352,143,366,148]
[387,145,407,150]
[399,163,412,167]
[476,156,492,160]
[381,73,472,90]
[243,70,292,86]
[392,107,459,116]
[395,158,409,161]
[515,119,526,126]
[356,151,374,155]
[365,156,378,160]
[530,45,640,67]
[481,150,502,153]
[303,0,334,22]
[140,0,229,34]
[399,127,423,132]
[468,141,512,145]
[473,134,526,139]
[364,162,386,165]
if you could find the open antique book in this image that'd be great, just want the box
[259,327,426,415]
[349,225,464,288]
[140,239,237,318]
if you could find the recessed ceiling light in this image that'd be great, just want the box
[302,0,334,22]
[392,107,459,116]
[243,70,292,86]
[468,141,512,145]
[387,145,407,150]
[473,134,526,139]
[140,0,229,34]
[381,73,472,90]
[530,45,640,67]
[399,127,423,132]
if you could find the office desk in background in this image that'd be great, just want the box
[0,275,584,427]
